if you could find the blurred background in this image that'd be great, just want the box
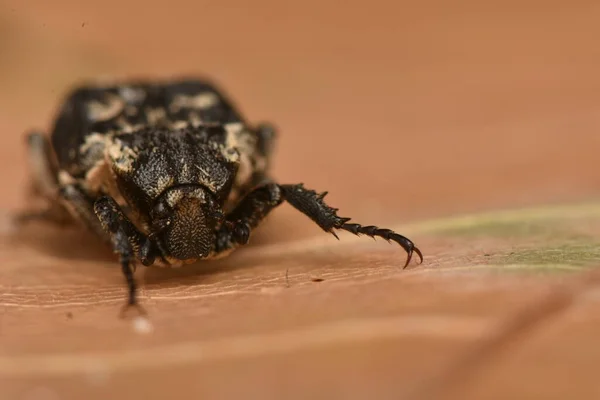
[3,1,600,232]
[3,1,600,399]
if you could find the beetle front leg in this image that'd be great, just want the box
[213,183,283,254]
[94,196,150,316]
[279,184,423,268]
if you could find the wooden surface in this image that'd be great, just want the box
[2,1,600,399]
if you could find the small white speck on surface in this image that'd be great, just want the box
[132,315,154,334]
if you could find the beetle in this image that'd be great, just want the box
[17,78,423,315]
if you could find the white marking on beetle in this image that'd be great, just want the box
[79,132,107,155]
[86,94,124,121]
[154,175,174,197]
[224,122,244,136]
[188,111,203,127]
[180,163,191,181]
[170,120,189,130]
[85,159,111,193]
[146,107,167,125]
[116,116,143,133]
[119,86,146,104]
[58,170,76,186]
[169,92,219,112]
[166,189,184,207]
[195,164,209,176]
[107,140,137,173]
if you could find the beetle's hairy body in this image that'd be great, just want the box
[46,80,271,267]
[19,77,423,315]
[52,80,268,221]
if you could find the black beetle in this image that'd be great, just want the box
[18,78,423,315]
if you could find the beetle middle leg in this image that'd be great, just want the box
[15,132,71,225]
[25,131,59,198]
[213,182,283,254]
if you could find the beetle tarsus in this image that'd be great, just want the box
[118,256,147,318]
[280,183,423,267]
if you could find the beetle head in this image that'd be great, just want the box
[150,185,224,260]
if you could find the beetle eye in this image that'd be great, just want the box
[151,202,172,231]
[203,194,224,223]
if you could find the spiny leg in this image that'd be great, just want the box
[279,184,423,268]
[213,182,283,254]
[94,196,149,316]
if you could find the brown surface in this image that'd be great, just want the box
[2,1,600,399]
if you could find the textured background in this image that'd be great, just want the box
[2,1,600,399]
